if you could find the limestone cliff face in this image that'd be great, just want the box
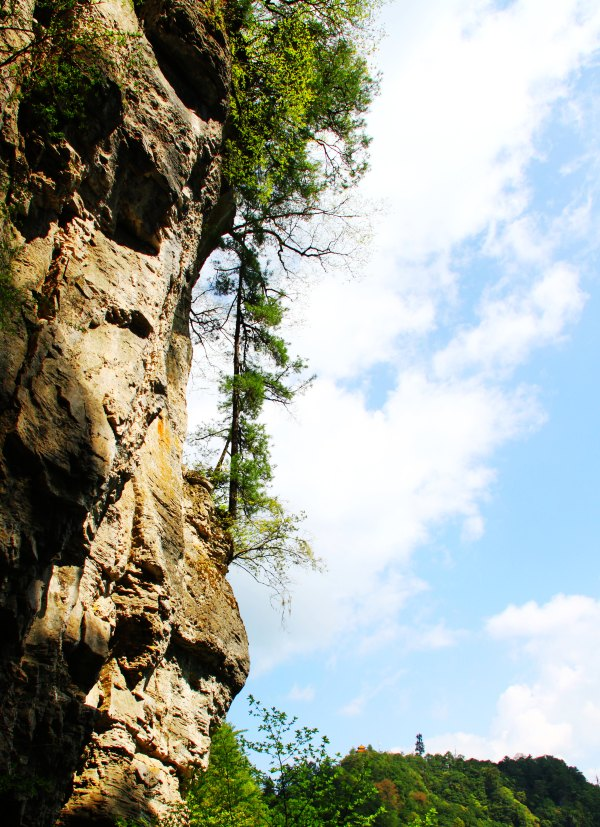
[0,2,249,825]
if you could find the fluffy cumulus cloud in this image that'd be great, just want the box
[234,359,547,672]
[427,595,600,776]
[366,0,600,258]
[433,263,587,378]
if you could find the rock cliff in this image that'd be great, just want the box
[0,2,249,825]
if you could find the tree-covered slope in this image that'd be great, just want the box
[341,748,600,827]
[499,755,600,827]
[184,711,600,827]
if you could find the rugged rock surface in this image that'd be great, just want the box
[0,2,249,825]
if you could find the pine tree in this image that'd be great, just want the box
[187,723,271,827]
[190,0,380,604]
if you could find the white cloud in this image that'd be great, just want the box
[487,593,600,641]
[461,513,485,542]
[289,259,437,381]
[428,595,600,775]
[366,0,600,259]
[340,670,406,718]
[407,622,464,652]
[232,370,544,673]
[434,264,587,377]
[357,613,464,657]
[288,684,316,703]
[340,695,367,718]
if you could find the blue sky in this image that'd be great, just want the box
[188,0,600,780]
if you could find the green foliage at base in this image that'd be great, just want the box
[110,699,600,827]
[187,700,382,826]
[499,755,600,827]
[186,701,600,827]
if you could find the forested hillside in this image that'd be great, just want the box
[185,707,600,827]
[344,749,600,827]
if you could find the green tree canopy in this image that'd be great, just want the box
[241,696,382,826]
[187,723,271,827]
[223,0,379,215]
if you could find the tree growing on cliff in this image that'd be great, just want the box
[0,0,133,140]
[215,0,379,280]
[222,0,378,209]
[191,0,379,601]
[191,232,319,603]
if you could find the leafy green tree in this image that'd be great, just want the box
[499,755,600,827]
[217,0,380,296]
[223,0,378,211]
[187,723,271,827]
[116,722,600,827]
[372,779,402,827]
[412,806,439,827]
[415,734,425,757]
[348,748,600,827]
[242,696,382,826]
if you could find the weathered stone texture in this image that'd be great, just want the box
[0,2,249,825]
